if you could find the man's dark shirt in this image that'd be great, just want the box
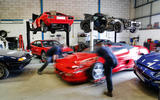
[46,45,62,57]
[96,46,118,67]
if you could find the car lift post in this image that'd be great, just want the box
[114,31,117,43]
[26,21,31,50]
[90,22,94,51]
[66,31,70,46]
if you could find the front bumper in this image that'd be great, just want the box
[55,68,88,83]
[134,65,160,88]
[7,58,32,71]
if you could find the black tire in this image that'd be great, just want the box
[41,21,48,32]
[51,30,55,34]
[83,23,91,33]
[97,25,105,33]
[0,63,9,79]
[88,62,104,81]
[130,28,136,33]
[41,51,47,62]
[114,21,123,33]
[0,30,7,38]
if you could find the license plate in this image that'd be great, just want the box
[56,16,65,20]
[136,71,145,82]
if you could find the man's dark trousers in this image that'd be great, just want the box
[38,56,52,72]
[104,63,113,92]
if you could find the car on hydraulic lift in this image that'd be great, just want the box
[0,49,32,79]
[55,44,149,83]
[80,13,141,33]
[30,40,74,62]
[32,11,74,34]
[134,52,160,89]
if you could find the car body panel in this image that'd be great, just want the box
[32,12,74,29]
[134,52,160,88]
[55,44,148,83]
[0,49,32,71]
[30,40,74,56]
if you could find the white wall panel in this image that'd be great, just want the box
[142,4,150,16]
[136,17,150,28]
[130,29,160,46]
[135,4,150,18]
[152,0,160,14]
[101,0,130,18]
[151,15,160,27]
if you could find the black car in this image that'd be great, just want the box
[80,13,141,33]
[0,50,32,79]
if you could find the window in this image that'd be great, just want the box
[37,41,42,47]
[135,0,160,29]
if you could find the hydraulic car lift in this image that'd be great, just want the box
[26,21,70,50]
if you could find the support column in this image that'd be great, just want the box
[26,21,31,49]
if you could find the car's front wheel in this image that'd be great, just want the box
[41,21,48,33]
[88,62,104,81]
[0,63,9,79]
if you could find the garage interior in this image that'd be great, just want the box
[0,0,160,100]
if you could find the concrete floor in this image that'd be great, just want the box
[0,57,158,100]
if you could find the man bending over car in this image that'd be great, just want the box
[96,40,118,97]
[37,44,64,75]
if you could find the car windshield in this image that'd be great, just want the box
[42,41,60,47]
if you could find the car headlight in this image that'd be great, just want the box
[18,57,26,61]
[155,72,160,78]
[73,70,83,74]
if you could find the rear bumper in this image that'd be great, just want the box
[45,19,73,26]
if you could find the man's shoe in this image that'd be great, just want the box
[104,91,113,97]
[37,70,42,75]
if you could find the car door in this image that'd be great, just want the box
[30,41,38,55]
[31,41,43,56]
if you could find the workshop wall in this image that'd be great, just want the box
[129,29,160,46]
[0,0,40,19]
[101,0,130,18]
[43,0,98,20]
[0,0,131,49]
[129,0,160,46]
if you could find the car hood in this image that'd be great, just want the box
[0,49,26,57]
[56,52,97,63]
[137,52,160,70]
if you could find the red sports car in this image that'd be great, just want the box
[32,11,74,34]
[30,40,73,62]
[55,44,149,83]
